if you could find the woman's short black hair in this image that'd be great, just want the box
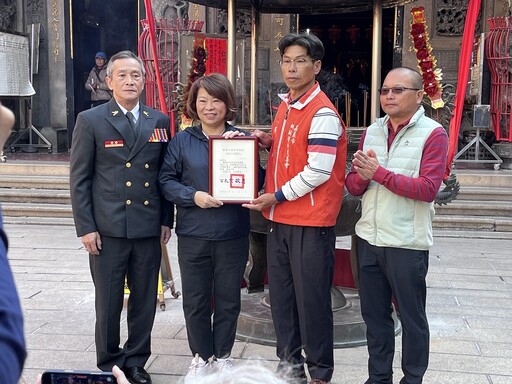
[185,73,237,122]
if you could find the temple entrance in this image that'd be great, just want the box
[300,9,395,128]
[70,0,140,119]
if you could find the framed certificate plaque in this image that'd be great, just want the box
[209,135,258,203]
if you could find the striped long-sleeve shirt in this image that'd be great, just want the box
[263,83,347,227]
[275,105,343,202]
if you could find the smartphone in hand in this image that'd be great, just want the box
[41,369,117,384]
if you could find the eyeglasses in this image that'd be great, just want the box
[279,58,316,68]
[378,87,421,96]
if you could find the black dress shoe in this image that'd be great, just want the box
[123,366,152,384]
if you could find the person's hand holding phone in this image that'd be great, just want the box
[112,365,130,384]
[38,369,119,384]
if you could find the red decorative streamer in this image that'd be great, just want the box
[410,7,444,109]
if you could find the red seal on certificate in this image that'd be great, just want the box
[230,174,245,189]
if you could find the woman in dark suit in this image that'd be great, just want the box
[159,74,264,381]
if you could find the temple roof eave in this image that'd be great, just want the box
[187,0,417,14]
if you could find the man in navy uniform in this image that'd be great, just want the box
[70,50,173,384]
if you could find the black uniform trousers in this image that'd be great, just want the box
[356,237,430,384]
[267,222,335,381]
[90,235,161,371]
[178,236,249,361]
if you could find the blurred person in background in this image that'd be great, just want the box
[85,51,112,108]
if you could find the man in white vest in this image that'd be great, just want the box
[345,67,448,384]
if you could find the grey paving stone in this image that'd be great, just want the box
[429,353,512,375]
[427,313,469,329]
[5,223,512,384]
[147,373,185,384]
[429,339,480,355]
[241,342,279,361]
[23,349,98,376]
[426,279,453,289]
[489,260,512,271]
[333,345,372,365]
[147,354,199,377]
[427,303,512,318]
[20,289,93,311]
[428,272,506,284]
[478,341,512,358]
[16,273,83,282]
[466,317,512,330]
[429,287,511,299]
[443,281,509,291]
[443,267,502,276]
[422,370,492,384]
[457,296,512,309]
[8,248,84,260]
[490,375,512,384]
[33,313,96,335]
[25,333,94,352]
[150,323,185,339]
[150,338,191,356]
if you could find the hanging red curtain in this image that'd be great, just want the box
[445,0,482,178]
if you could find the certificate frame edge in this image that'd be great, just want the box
[208,135,258,204]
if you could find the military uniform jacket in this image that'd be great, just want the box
[70,99,174,239]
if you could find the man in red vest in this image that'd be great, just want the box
[245,33,347,384]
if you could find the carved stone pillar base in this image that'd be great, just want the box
[40,127,68,153]
[236,288,401,348]
[493,142,512,170]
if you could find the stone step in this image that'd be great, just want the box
[435,200,512,217]
[453,169,512,188]
[2,216,75,226]
[433,228,512,240]
[0,162,69,176]
[1,202,73,218]
[456,186,512,201]
[0,188,70,204]
[0,175,70,189]
[433,214,512,232]
[1,163,512,240]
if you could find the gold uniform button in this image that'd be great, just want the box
[144,182,150,187]
[144,200,150,206]
[126,200,132,205]
[126,162,132,168]
[126,181,132,187]
[144,163,150,169]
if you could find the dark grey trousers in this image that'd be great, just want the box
[357,237,430,384]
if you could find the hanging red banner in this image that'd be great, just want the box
[445,0,482,177]
[205,38,227,75]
